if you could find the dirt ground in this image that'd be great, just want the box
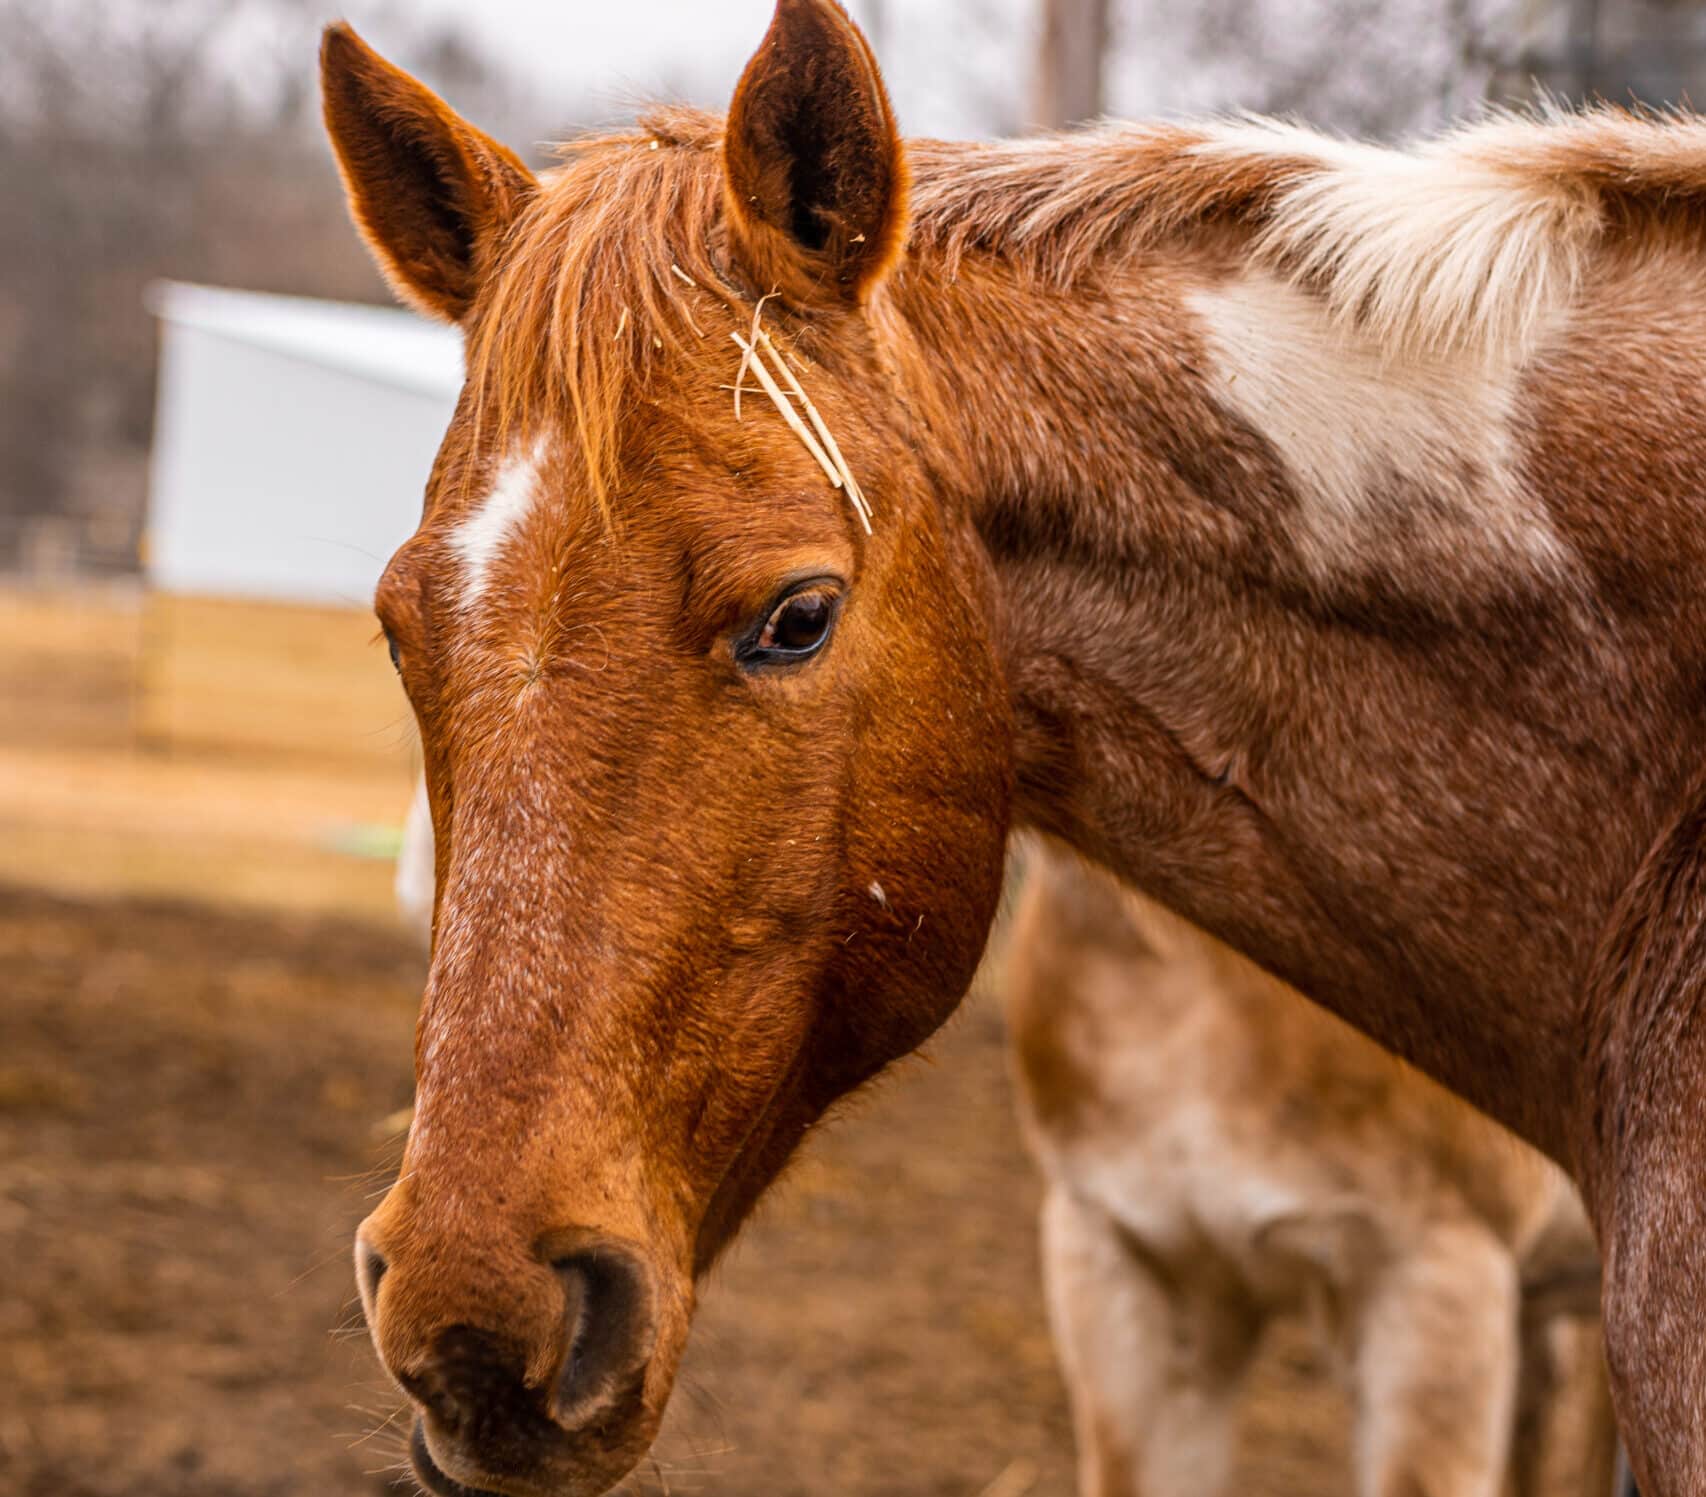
[0,885,1350,1497]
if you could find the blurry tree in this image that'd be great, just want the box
[1492,0,1706,111]
[1099,0,1523,137]
[1098,0,1706,139]
[0,0,544,571]
[1026,0,1535,146]
[1034,0,1111,127]
[847,0,1033,139]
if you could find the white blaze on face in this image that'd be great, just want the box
[450,439,547,610]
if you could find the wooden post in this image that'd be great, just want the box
[1033,0,1112,129]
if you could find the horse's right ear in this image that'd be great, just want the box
[320,24,535,324]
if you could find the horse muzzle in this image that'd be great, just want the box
[358,1224,678,1497]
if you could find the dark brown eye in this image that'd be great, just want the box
[386,634,403,673]
[739,584,841,667]
[764,592,832,651]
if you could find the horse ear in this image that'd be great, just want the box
[320,24,536,324]
[723,0,908,307]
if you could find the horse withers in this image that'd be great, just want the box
[323,2,1706,1491]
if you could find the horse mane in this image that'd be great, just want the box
[464,104,1706,506]
[908,108,1706,362]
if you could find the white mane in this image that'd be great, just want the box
[910,108,1706,363]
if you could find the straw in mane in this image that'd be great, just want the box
[446,101,1706,534]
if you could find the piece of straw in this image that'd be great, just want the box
[732,292,777,422]
[758,330,872,525]
[728,295,872,534]
[729,331,845,494]
[732,345,751,422]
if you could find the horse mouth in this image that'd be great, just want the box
[409,1421,504,1497]
[399,1324,669,1497]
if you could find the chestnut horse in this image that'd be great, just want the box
[322,4,1706,1493]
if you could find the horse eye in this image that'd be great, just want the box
[741,585,840,666]
[387,634,402,673]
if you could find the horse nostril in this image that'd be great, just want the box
[551,1245,656,1423]
[355,1236,388,1322]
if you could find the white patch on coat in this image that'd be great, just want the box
[450,440,545,608]
[1184,268,1570,585]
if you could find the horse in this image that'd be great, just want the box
[320,3,1706,1491]
[1006,845,1614,1497]
[393,782,1618,1494]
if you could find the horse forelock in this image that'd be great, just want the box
[460,108,746,520]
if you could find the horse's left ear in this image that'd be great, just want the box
[321,24,536,323]
[723,0,908,307]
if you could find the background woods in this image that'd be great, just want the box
[0,0,537,574]
[8,0,1706,579]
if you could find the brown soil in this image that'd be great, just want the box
[0,887,1346,1497]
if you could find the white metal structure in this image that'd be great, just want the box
[145,280,461,607]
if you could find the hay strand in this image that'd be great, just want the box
[731,292,777,423]
[728,296,872,535]
[729,331,847,497]
[758,330,872,526]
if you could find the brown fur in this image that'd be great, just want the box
[321,4,1706,1493]
[320,25,534,323]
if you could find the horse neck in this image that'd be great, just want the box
[885,249,1221,568]
[886,241,1315,843]
[881,240,1601,1160]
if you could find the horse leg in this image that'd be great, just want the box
[1507,1292,1617,1497]
[1344,1218,1519,1497]
[1040,1184,1255,1497]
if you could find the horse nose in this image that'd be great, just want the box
[546,1237,658,1424]
[355,1219,659,1449]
